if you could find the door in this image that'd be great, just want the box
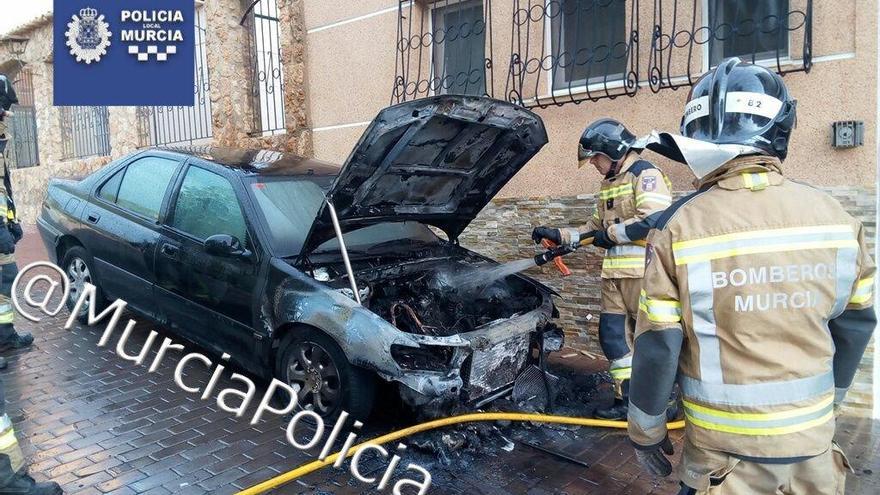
[154,164,260,357]
[82,155,180,318]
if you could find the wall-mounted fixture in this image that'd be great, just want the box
[831,121,865,149]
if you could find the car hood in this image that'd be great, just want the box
[301,96,548,255]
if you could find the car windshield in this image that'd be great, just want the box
[247,176,334,257]
[247,176,443,257]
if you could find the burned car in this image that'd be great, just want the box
[37,96,560,419]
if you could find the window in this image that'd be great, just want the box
[171,167,247,243]
[136,7,213,146]
[245,0,286,135]
[431,0,487,96]
[6,68,39,169]
[708,0,790,66]
[111,157,178,220]
[97,168,124,202]
[59,106,111,160]
[550,0,628,90]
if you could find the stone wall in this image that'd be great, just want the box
[459,188,877,418]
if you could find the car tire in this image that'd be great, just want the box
[277,328,376,423]
[61,246,109,324]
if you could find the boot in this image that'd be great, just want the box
[0,357,6,370]
[0,333,33,352]
[594,398,628,420]
[0,473,62,495]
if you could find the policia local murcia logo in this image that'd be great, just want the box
[121,9,185,62]
[66,7,112,64]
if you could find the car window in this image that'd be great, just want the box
[113,157,178,220]
[247,177,331,257]
[97,167,124,202]
[171,166,248,244]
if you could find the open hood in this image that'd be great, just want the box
[301,96,548,254]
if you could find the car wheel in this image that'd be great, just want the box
[61,246,109,324]
[278,329,375,422]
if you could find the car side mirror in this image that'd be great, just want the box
[205,234,249,259]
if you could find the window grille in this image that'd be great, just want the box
[392,0,495,104]
[648,0,812,93]
[505,0,640,108]
[137,7,213,146]
[5,68,39,168]
[243,0,287,135]
[60,106,111,160]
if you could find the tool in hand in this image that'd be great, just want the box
[534,231,596,274]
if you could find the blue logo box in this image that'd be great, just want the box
[54,0,195,106]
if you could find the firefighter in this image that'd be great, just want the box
[628,57,875,494]
[532,118,673,420]
[0,73,32,357]
[0,384,62,494]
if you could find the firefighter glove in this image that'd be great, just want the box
[531,226,562,245]
[0,226,14,254]
[592,229,617,249]
[633,435,674,477]
[8,223,21,244]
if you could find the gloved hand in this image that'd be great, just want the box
[592,228,617,249]
[531,226,562,245]
[8,223,22,244]
[633,436,674,477]
[0,225,14,254]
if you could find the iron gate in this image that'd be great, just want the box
[243,0,287,135]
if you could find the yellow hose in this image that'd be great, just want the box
[235,412,686,495]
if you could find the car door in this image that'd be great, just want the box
[153,163,261,357]
[81,154,181,318]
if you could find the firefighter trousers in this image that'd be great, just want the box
[0,381,24,487]
[0,256,16,342]
[677,437,851,494]
[598,277,641,398]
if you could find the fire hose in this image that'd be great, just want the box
[534,231,597,277]
[235,413,686,494]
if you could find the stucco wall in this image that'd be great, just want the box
[303,0,878,194]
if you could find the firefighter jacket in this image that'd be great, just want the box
[628,156,877,460]
[561,153,673,279]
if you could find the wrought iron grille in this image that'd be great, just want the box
[137,8,213,147]
[243,0,287,134]
[60,106,111,160]
[505,0,640,109]
[392,0,495,104]
[648,0,812,93]
[6,68,39,169]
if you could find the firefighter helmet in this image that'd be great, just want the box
[681,57,797,161]
[578,118,637,168]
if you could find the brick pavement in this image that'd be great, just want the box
[1,228,878,494]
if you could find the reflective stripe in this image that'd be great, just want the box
[613,223,631,243]
[607,245,647,257]
[0,303,11,313]
[672,225,858,265]
[638,289,682,323]
[0,415,10,431]
[683,395,834,436]
[849,276,874,305]
[629,402,668,441]
[610,355,633,369]
[687,260,723,382]
[603,257,645,270]
[610,367,632,380]
[742,172,770,191]
[832,248,859,317]
[0,427,17,450]
[635,192,672,207]
[679,371,834,407]
[0,310,13,324]
[592,209,600,220]
[598,184,634,200]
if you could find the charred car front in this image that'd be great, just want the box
[37,96,559,419]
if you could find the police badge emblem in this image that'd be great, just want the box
[642,176,657,192]
[66,7,112,64]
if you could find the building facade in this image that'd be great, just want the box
[1,0,876,416]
